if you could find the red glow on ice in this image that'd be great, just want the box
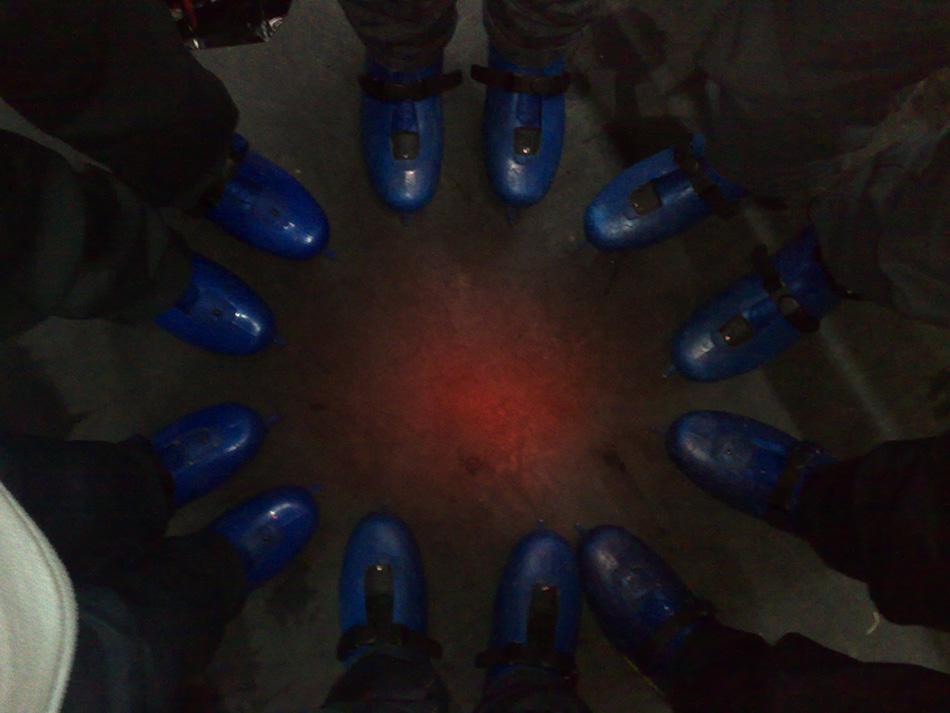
[341,272,595,481]
[415,338,586,468]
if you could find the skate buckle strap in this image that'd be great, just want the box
[475,584,577,680]
[470,65,571,96]
[336,622,443,661]
[337,563,443,661]
[359,70,463,102]
[751,244,821,334]
[765,442,819,530]
[672,145,737,219]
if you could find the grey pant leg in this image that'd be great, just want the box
[484,0,596,67]
[0,131,191,339]
[337,0,458,71]
[692,2,950,197]
[811,124,950,326]
[673,2,950,325]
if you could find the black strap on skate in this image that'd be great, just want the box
[470,65,571,96]
[359,70,463,102]
[639,601,714,668]
[672,145,737,219]
[628,144,738,217]
[751,244,822,334]
[475,585,577,680]
[336,564,443,661]
[336,622,443,661]
[765,442,820,530]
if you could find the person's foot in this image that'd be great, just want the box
[585,134,744,250]
[337,512,440,664]
[667,410,835,530]
[477,528,580,684]
[579,525,713,691]
[150,403,267,507]
[210,485,318,587]
[671,226,842,381]
[154,253,276,355]
[206,134,330,259]
[473,47,571,208]
[359,57,461,215]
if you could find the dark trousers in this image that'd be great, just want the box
[321,649,589,713]
[0,131,193,338]
[0,0,239,339]
[800,431,950,631]
[668,625,950,713]
[665,430,950,712]
[338,0,595,70]
[474,666,590,713]
[0,432,247,713]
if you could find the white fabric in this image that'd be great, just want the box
[0,479,77,713]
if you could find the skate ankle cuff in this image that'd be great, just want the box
[359,71,462,102]
[475,643,577,680]
[470,65,571,96]
[751,244,822,333]
[336,623,443,661]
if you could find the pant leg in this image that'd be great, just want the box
[484,0,596,67]
[797,431,950,631]
[321,646,451,713]
[337,0,458,71]
[0,432,174,581]
[0,131,191,338]
[810,122,950,327]
[62,531,248,713]
[692,2,950,198]
[686,5,950,325]
[667,622,950,713]
[0,0,238,208]
[474,667,591,713]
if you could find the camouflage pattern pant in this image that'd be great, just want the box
[337,0,596,69]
